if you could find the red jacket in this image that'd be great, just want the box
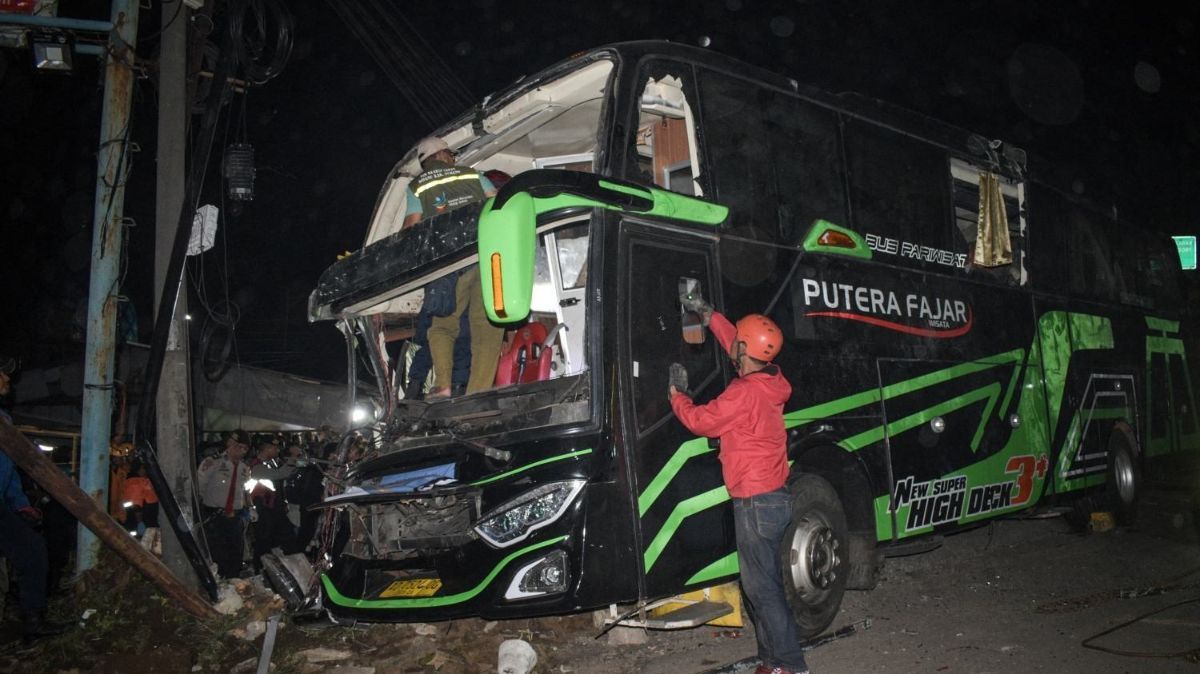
[670,312,792,498]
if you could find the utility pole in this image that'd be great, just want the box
[154,0,199,588]
[77,0,140,572]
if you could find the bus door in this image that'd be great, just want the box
[618,220,733,599]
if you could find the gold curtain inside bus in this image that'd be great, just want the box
[973,171,1013,267]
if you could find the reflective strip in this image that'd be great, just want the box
[413,173,479,196]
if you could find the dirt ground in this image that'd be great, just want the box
[2,486,1197,674]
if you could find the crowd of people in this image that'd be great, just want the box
[196,428,335,579]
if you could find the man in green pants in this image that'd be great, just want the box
[402,136,503,397]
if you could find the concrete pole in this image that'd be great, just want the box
[154,0,200,589]
[77,0,140,572]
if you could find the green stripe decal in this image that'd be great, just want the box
[469,449,592,486]
[638,438,713,516]
[841,383,1003,453]
[321,536,568,609]
[643,486,730,573]
[687,552,739,586]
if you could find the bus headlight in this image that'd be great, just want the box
[474,480,585,548]
[504,550,569,600]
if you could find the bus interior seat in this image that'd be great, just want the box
[494,321,555,387]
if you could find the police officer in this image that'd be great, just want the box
[197,430,251,578]
[401,137,503,398]
[0,356,68,643]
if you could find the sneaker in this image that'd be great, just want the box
[754,667,809,674]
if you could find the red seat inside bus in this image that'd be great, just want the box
[494,321,554,386]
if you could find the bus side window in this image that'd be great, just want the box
[1066,205,1119,302]
[843,118,954,272]
[949,158,1027,286]
[696,71,846,249]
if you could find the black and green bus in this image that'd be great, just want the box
[294,41,1198,635]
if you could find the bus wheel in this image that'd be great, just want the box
[1105,429,1140,526]
[780,473,848,638]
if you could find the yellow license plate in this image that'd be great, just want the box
[379,577,443,598]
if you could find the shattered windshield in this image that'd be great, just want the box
[348,216,593,449]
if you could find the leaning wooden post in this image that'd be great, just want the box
[0,418,218,620]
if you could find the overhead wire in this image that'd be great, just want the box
[361,0,462,121]
[385,1,473,109]
[325,0,438,128]
[324,0,475,129]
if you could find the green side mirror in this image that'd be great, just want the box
[478,194,537,324]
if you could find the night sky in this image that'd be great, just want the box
[2,0,1198,383]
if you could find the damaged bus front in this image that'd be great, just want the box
[297,171,725,624]
[284,46,731,624]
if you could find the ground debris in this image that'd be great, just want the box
[229,619,267,641]
[410,622,439,636]
[297,647,354,663]
[214,584,245,615]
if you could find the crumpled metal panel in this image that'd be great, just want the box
[309,204,484,321]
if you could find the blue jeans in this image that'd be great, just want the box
[734,488,808,672]
[0,509,48,616]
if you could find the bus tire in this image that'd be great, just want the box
[780,473,848,638]
[1105,428,1140,526]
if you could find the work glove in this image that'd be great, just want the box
[668,362,690,399]
[679,291,713,326]
[17,506,42,526]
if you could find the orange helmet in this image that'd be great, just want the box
[734,314,783,362]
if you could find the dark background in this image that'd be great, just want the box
[2,0,1197,382]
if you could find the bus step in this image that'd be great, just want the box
[640,600,733,630]
[881,535,943,558]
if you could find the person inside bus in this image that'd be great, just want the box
[400,136,503,398]
[668,296,810,674]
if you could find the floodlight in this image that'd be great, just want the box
[31,32,73,72]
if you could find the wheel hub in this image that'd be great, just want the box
[788,519,840,594]
[1113,446,1136,506]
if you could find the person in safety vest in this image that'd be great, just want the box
[667,296,809,674]
[122,461,160,554]
[400,136,503,398]
[0,356,69,644]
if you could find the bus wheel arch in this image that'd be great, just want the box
[791,444,882,591]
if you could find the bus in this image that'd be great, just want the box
[288,40,1199,636]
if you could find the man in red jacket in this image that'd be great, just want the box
[669,295,809,674]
